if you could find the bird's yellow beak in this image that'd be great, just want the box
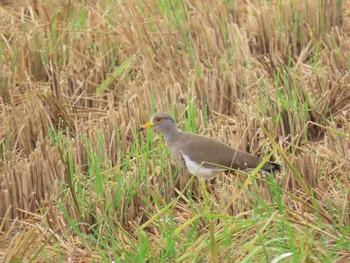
[137,121,154,132]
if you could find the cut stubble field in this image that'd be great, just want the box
[0,0,349,262]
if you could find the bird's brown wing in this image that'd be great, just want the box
[179,132,274,171]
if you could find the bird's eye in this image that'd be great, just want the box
[155,117,161,122]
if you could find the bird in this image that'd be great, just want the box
[137,112,280,180]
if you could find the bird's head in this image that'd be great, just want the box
[137,112,176,134]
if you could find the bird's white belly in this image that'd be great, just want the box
[180,152,226,180]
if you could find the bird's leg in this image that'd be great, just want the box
[200,179,211,211]
[201,178,220,215]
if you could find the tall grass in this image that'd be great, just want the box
[0,0,349,262]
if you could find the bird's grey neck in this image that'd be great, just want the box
[162,128,180,145]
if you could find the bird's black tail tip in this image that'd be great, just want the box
[269,162,281,173]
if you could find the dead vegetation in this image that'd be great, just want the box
[0,0,349,261]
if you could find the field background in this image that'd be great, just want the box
[0,0,349,262]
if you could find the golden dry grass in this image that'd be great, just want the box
[0,0,349,262]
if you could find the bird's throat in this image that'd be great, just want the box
[162,128,180,147]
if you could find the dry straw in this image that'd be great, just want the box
[0,0,349,261]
